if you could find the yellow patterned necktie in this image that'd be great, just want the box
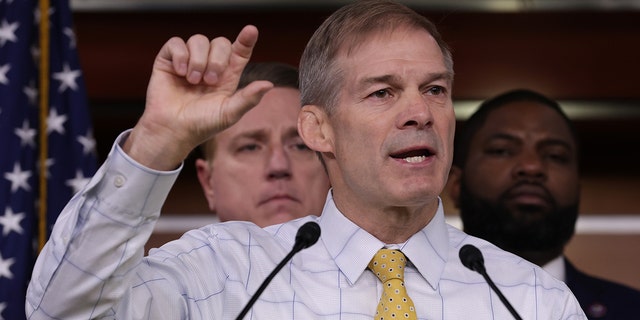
[368,249,417,320]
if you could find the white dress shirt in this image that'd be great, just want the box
[543,255,567,283]
[26,131,587,319]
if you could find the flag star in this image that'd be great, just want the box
[0,63,10,85]
[0,302,6,320]
[47,107,67,134]
[33,6,54,25]
[36,158,55,178]
[66,169,90,194]
[0,207,25,236]
[3,162,32,193]
[64,27,76,48]
[0,253,14,280]
[0,19,19,47]
[14,120,37,148]
[52,62,81,92]
[77,131,96,155]
[23,81,38,106]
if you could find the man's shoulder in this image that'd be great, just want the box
[447,227,562,283]
[447,225,533,267]
[565,258,640,301]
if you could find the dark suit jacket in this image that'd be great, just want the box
[565,258,640,319]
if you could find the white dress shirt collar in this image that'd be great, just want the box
[318,190,449,291]
[542,255,566,282]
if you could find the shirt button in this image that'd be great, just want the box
[114,175,126,188]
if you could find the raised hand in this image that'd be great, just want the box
[123,25,274,170]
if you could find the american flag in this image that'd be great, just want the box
[0,0,96,319]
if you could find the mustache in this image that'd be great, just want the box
[501,180,554,204]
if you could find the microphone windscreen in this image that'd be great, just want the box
[295,221,321,250]
[459,244,484,272]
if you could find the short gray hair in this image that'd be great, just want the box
[299,0,453,115]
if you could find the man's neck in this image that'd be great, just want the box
[333,195,438,244]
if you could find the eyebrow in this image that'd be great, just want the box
[357,71,452,92]
[230,126,301,143]
[360,74,399,88]
[233,129,267,140]
[487,132,574,151]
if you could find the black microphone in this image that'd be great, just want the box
[459,244,523,320]
[235,221,321,320]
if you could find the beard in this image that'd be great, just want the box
[458,179,579,255]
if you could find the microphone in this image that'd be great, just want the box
[235,221,321,320]
[459,244,523,320]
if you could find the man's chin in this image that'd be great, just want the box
[507,203,551,219]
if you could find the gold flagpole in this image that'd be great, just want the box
[38,0,50,251]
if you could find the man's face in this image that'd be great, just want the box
[196,87,330,227]
[322,27,455,215]
[456,101,580,252]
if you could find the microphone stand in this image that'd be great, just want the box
[235,221,320,320]
[459,244,523,320]
[235,249,298,320]
[474,262,523,320]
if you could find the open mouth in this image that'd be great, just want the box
[390,148,434,163]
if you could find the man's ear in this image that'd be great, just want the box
[447,165,462,208]
[195,158,216,212]
[298,104,334,153]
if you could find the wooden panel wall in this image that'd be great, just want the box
[75,9,640,100]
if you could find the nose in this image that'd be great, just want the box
[266,145,292,180]
[396,91,433,130]
[512,150,546,182]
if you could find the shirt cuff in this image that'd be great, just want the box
[87,130,183,220]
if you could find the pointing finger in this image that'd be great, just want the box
[232,25,259,61]
[220,25,259,85]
